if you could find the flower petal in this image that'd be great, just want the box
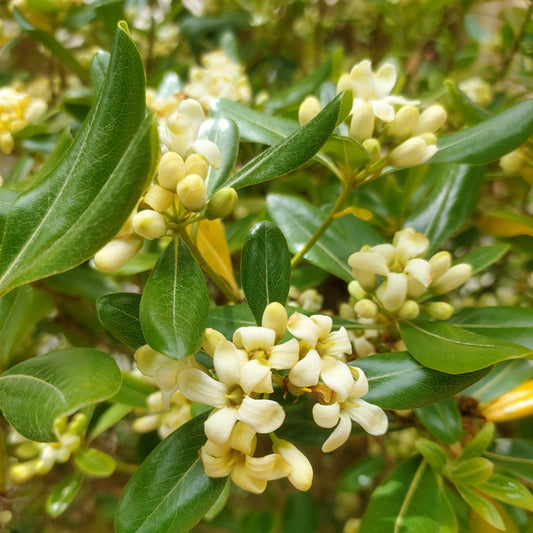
[240,360,273,394]
[231,462,267,494]
[322,412,352,453]
[204,406,239,445]
[370,99,395,122]
[319,327,352,360]
[373,63,397,98]
[177,98,205,138]
[201,445,233,477]
[245,454,291,480]
[233,326,275,352]
[312,402,340,428]
[268,339,300,369]
[348,367,369,397]
[237,396,285,434]
[273,439,313,491]
[178,368,228,408]
[190,139,222,168]
[213,340,248,387]
[376,272,407,312]
[228,421,257,456]
[321,358,354,402]
[348,251,390,276]
[344,399,388,436]
[350,60,373,101]
[287,312,319,345]
[288,349,321,388]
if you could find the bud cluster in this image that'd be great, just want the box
[347,228,472,323]
[9,414,86,484]
[499,140,533,185]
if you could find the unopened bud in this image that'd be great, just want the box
[167,111,192,136]
[24,99,47,123]
[353,336,376,357]
[272,438,313,491]
[347,280,367,301]
[418,132,437,146]
[205,187,238,220]
[93,236,143,272]
[385,105,419,138]
[398,300,420,319]
[0,132,14,155]
[298,96,321,126]
[10,460,39,484]
[337,73,352,93]
[362,138,381,161]
[500,149,526,174]
[132,210,167,240]
[424,301,454,320]
[202,328,226,357]
[349,103,374,142]
[132,414,161,434]
[177,174,207,212]
[158,151,186,190]
[354,299,378,319]
[428,251,451,278]
[413,105,447,135]
[185,153,209,179]
[431,263,472,295]
[389,137,437,167]
[262,302,288,341]
[141,184,175,212]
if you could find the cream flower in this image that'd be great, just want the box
[312,368,388,453]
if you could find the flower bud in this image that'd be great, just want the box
[347,280,367,301]
[413,105,447,135]
[10,460,39,484]
[177,173,207,212]
[385,105,419,138]
[0,132,14,155]
[185,153,209,179]
[348,251,390,276]
[349,103,374,142]
[262,302,288,341]
[431,263,472,295]
[141,184,175,212]
[428,251,451,279]
[336,73,352,93]
[205,187,238,220]
[93,237,143,272]
[398,300,420,319]
[500,149,526,174]
[24,99,47,123]
[362,138,381,161]
[132,414,161,434]
[376,273,407,312]
[354,298,378,319]
[388,137,436,168]
[158,151,186,190]
[298,96,321,126]
[272,438,313,491]
[418,132,438,146]
[202,328,226,357]
[353,336,376,357]
[424,301,454,320]
[132,210,167,240]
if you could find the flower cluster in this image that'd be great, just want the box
[299,59,447,169]
[9,414,85,484]
[348,228,472,321]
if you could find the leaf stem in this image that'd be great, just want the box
[179,229,241,304]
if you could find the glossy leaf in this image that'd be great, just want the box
[478,474,533,511]
[444,79,491,125]
[338,456,386,492]
[218,91,352,190]
[430,99,533,164]
[90,50,110,94]
[140,237,209,360]
[0,348,122,441]
[241,221,291,324]
[456,244,510,275]
[446,457,494,486]
[115,412,226,533]
[455,483,504,530]
[207,304,256,339]
[399,320,532,374]
[110,372,157,408]
[46,471,85,518]
[359,456,440,533]
[404,163,485,254]
[74,448,116,478]
[97,292,145,350]
[0,23,158,296]
[352,352,490,410]
[267,193,353,281]
[485,439,533,483]
[415,398,463,444]
[477,210,533,238]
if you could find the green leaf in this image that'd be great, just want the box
[444,79,492,125]
[478,474,533,511]
[88,403,133,442]
[97,292,145,350]
[485,439,533,483]
[415,398,463,444]
[282,491,319,533]
[338,455,386,492]
[415,439,448,475]
[404,164,485,254]
[455,244,510,275]
[359,456,440,533]
[90,50,110,94]
[321,134,371,175]
[460,423,495,461]
[74,448,116,478]
[46,471,85,518]
[207,304,256,339]
[203,118,240,195]
[110,371,157,408]
[455,483,504,530]
[0,348,122,441]
[446,457,494,486]
[438,481,459,533]
[430,99,533,165]
[0,23,158,296]
[267,193,353,281]
[399,320,532,374]
[140,237,209,360]
[218,91,352,191]
[115,412,226,533]
[352,352,490,410]
[241,222,291,324]
[447,306,533,350]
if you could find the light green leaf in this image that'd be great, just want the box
[399,320,532,374]
[485,439,533,483]
[74,448,116,478]
[359,456,440,533]
[115,412,226,533]
[241,221,291,324]
[430,99,533,165]
[446,457,494,486]
[110,372,157,408]
[415,398,463,444]
[415,439,448,475]
[353,352,490,409]
[140,237,209,360]
[46,471,85,518]
[478,474,533,511]
[97,292,145,350]
[460,423,495,461]
[455,483,504,530]
[88,403,133,442]
[0,348,122,441]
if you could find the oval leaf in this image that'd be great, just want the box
[0,348,122,441]
[478,474,533,511]
[115,412,226,533]
[485,439,533,483]
[241,221,291,324]
[399,320,532,374]
[140,237,209,360]
[415,398,463,444]
[46,471,85,518]
[456,244,509,275]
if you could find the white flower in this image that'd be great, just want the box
[312,368,388,453]
[272,437,313,491]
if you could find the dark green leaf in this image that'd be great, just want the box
[359,456,440,533]
[267,193,353,281]
[430,99,533,164]
[444,79,492,125]
[485,439,533,483]
[0,348,122,441]
[140,237,209,360]
[207,304,256,339]
[399,320,531,374]
[456,244,509,275]
[46,471,85,518]
[97,292,145,349]
[415,398,462,444]
[404,164,485,254]
[353,352,490,410]
[115,412,226,533]
[338,456,386,492]
[241,222,291,324]
[90,50,110,94]
[282,491,319,533]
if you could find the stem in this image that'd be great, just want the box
[180,229,240,303]
[291,184,353,268]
